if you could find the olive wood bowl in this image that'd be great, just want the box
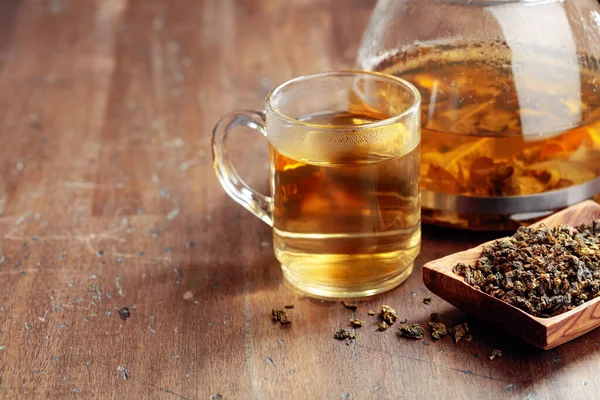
[423,200,600,350]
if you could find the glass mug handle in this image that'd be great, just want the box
[211,110,274,227]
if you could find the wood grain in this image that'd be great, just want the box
[1,0,600,399]
[424,201,600,350]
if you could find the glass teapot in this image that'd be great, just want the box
[357,0,600,230]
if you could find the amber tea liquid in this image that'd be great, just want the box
[270,111,420,298]
[375,43,600,230]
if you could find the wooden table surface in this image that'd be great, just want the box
[1,0,599,398]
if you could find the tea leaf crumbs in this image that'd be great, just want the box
[380,305,397,325]
[350,318,364,327]
[378,321,390,331]
[272,309,291,325]
[429,313,447,340]
[334,329,356,341]
[449,323,471,343]
[399,324,425,339]
[118,307,130,321]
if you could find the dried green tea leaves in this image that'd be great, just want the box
[330,301,482,352]
[284,304,294,309]
[334,329,356,342]
[376,305,398,331]
[334,329,354,340]
[454,222,600,318]
[423,297,432,305]
[350,318,364,327]
[428,313,447,340]
[450,323,471,344]
[380,305,398,325]
[118,307,131,322]
[272,308,291,325]
[429,323,447,340]
[399,324,425,339]
[334,303,363,343]
[489,349,503,360]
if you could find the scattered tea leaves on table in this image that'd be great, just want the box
[399,324,425,340]
[449,323,471,344]
[428,313,447,340]
[342,301,358,311]
[423,297,432,305]
[117,307,130,321]
[334,329,356,342]
[378,321,390,331]
[489,349,503,360]
[350,318,364,327]
[368,310,376,316]
[284,304,294,309]
[380,305,397,325]
[454,221,600,318]
[272,309,291,325]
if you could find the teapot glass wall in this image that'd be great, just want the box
[357,0,600,230]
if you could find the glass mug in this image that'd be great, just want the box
[212,71,421,298]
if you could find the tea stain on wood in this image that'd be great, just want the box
[1,0,600,399]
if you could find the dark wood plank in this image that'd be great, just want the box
[0,0,599,399]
